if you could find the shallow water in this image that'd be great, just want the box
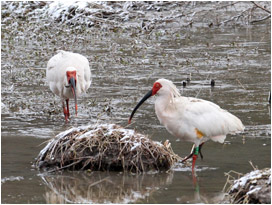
[1,2,271,204]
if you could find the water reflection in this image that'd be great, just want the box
[176,189,227,204]
[39,168,230,204]
[40,171,173,203]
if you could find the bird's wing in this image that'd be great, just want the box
[73,54,91,93]
[46,51,69,83]
[176,97,244,139]
[46,52,67,96]
[83,59,91,90]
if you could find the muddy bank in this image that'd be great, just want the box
[2,1,271,30]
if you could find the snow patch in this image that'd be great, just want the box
[231,169,270,191]
[1,176,24,184]
[131,142,141,151]
[247,186,261,195]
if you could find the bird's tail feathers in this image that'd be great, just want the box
[210,135,226,143]
[227,113,245,134]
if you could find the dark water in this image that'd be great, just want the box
[1,3,271,203]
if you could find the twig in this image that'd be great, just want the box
[195,73,210,98]
[249,160,257,170]
[217,8,251,26]
[88,177,111,188]
[250,14,271,24]
[47,160,81,173]
[236,78,246,90]
[222,170,243,192]
[251,1,271,14]
[184,2,240,17]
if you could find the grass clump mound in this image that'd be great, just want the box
[223,168,271,204]
[36,124,181,172]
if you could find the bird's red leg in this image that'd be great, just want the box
[66,99,70,118]
[182,143,205,171]
[192,153,198,171]
[181,145,199,172]
[192,143,205,173]
[62,101,68,122]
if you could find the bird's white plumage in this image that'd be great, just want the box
[46,50,91,100]
[154,79,244,147]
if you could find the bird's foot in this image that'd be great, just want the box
[181,144,197,163]
[181,152,194,163]
[64,115,69,122]
[64,111,69,122]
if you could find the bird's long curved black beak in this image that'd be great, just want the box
[128,90,152,124]
[69,77,77,116]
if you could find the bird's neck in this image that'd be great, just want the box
[155,93,173,117]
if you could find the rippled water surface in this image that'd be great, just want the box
[1,2,271,203]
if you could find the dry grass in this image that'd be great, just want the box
[36,124,182,173]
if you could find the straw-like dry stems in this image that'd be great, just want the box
[222,167,271,204]
[36,124,182,172]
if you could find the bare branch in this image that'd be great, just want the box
[250,14,271,24]
[216,8,251,26]
[251,1,271,14]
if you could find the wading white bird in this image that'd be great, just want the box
[46,50,91,121]
[128,79,244,172]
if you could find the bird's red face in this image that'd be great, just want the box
[128,81,162,124]
[66,71,77,85]
[66,70,78,115]
[152,82,162,96]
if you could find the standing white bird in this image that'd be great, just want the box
[128,79,244,172]
[46,50,91,121]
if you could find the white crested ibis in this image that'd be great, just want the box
[129,78,244,172]
[46,50,91,121]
